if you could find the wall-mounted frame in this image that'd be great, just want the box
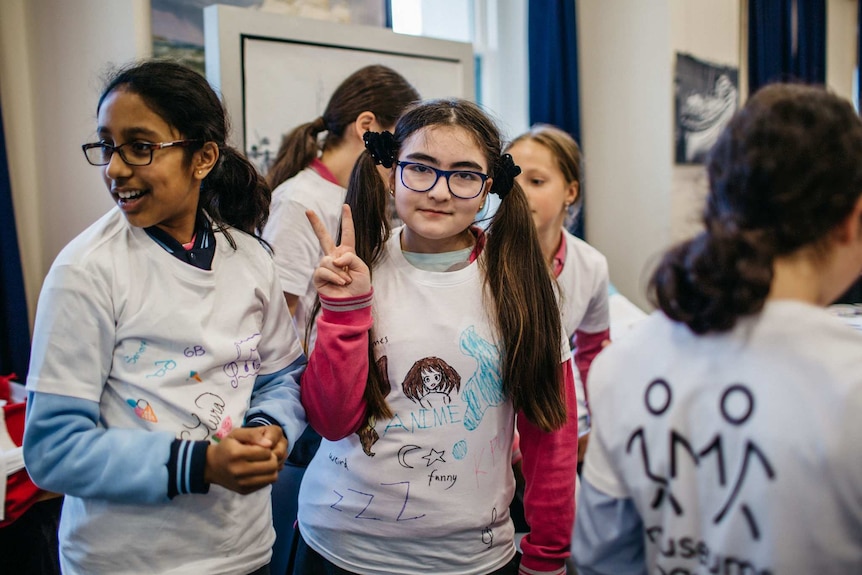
[204,4,474,171]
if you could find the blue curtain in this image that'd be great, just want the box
[748,0,826,94]
[528,0,584,238]
[0,98,31,377]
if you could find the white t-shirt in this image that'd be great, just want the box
[584,300,862,574]
[556,230,610,433]
[557,229,610,338]
[27,208,305,575]
[262,167,346,346]
[298,228,522,575]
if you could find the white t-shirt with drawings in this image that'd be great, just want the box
[583,300,862,574]
[27,208,305,575]
[298,227,573,575]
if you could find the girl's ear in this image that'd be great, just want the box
[353,111,378,139]
[389,164,397,192]
[566,180,580,207]
[835,194,862,244]
[194,141,219,180]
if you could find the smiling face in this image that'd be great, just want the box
[508,138,578,237]
[390,125,490,254]
[96,87,204,243]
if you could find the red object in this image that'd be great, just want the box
[0,375,46,528]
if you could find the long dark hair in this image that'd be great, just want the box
[266,65,420,189]
[98,60,270,247]
[650,83,862,333]
[345,99,566,432]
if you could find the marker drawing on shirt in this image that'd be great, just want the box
[222,333,261,388]
[626,378,684,514]
[330,481,426,522]
[481,507,497,546]
[402,356,461,409]
[123,339,148,364]
[126,398,158,423]
[459,326,505,431]
[627,378,777,545]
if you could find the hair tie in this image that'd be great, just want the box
[363,131,397,168]
[490,154,521,199]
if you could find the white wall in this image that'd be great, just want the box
[826,0,858,101]
[0,0,151,326]
[578,0,674,310]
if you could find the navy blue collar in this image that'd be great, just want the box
[144,212,215,270]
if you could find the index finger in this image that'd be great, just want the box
[339,204,355,252]
[306,209,336,254]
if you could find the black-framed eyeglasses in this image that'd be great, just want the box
[81,139,202,167]
[396,161,489,200]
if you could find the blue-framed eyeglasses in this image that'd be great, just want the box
[396,161,489,200]
[82,139,202,167]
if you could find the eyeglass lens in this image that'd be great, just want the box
[86,143,153,166]
[400,163,485,199]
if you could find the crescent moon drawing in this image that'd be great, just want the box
[397,444,422,468]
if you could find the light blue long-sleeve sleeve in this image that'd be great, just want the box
[572,477,647,575]
[23,391,187,504]
[244,357,308,454]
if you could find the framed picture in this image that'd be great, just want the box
[204,4,474,172]
[674,53,739,165]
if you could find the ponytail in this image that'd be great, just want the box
[266,116,327,189]
[304,151,394,420]
[200,145,271,248]
[485,180,566,432]
[650,227,774,334]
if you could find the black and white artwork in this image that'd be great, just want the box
[674,53,739,165]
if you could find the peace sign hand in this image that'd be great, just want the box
[306,204,371,299]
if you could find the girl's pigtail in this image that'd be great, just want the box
[266,116,327,189]
[304,143,394,420]
[200,146,271,248]
[486,177,567,432]
[343,144,394,421]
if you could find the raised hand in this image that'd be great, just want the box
[306,204,371,298]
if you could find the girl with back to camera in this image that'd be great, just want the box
[573,84,862,574]
[295,99,579,575]
[262,64,419,345]
[22,60,307,575]
[506,124,610,466]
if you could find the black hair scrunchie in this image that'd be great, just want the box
[363,131,397,168]
[490,154,521,200]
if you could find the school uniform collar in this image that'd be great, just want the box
[552,230,567,278]
[144,210,215,270]
[310,158,340,186]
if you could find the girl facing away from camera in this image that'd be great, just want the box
[261,64,419,347]
[506,124,610,466]
[295,99,580,575]
[23,60,307,575]
[573,83,862,574]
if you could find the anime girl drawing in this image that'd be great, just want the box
[402,357,461,409]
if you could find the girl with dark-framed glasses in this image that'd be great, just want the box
[294,99,579,575]
[23,60,307,575]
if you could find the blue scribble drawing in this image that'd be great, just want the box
[460,326,504,431]
[452,440,468,460]
[223,333,261,388]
